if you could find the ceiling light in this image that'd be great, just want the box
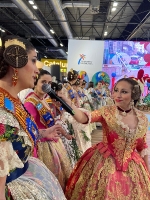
[50,29,55,34]
[1,29,5,32]
[60,43,63,47]
[29,0,34,5]
[35,49,39,53]
[104,31,108,36]
[44,55,47,58]
[113,1,118,7]
[33,5,37,9]
[112,7,116,12]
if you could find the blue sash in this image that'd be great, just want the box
[6,161,29,183]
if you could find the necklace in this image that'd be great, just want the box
[117,106,132,116]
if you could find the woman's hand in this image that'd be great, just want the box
[57,127,74,140]
[40,124,63,139]
[57,90,70,104]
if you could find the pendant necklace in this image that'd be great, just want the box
[117,106,132,116]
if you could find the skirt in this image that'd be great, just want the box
[7,157,66,200]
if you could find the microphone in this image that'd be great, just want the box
[42,84,75,116]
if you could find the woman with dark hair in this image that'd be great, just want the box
[0,36,66,199]
[87,81,94,89]
[62,70,93,153]
[24,69,72,190]
[59,78,150,199]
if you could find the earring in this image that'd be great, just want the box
[12,69,18,86]
[130,100,134,109]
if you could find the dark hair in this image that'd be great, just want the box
[72,78,80,86]
[82,80,86,86]
[115,78,141,105]
[87,81,94,89]
[96,81,103,86]
[34,69,51,86]
[67,70,78,82]
[0,35,35,78]
[51,82,63,92]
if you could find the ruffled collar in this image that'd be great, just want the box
[115,106,144,139]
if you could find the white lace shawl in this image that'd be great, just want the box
[0,108,32,177]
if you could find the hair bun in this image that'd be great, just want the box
[3,45,28,68]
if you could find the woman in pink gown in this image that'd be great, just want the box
[60,78,150,199]
[24,69,72,190]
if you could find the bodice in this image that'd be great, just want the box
[91,106,148,171]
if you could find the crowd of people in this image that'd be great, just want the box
[0,35,150,200]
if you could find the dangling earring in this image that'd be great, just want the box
[130,100,134,109]
[12,69,18,86]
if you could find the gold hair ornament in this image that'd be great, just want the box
[133,84,140,93]
[5,39,26,49]
[70,68,74,73]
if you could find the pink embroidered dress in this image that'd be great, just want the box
[24,92,72,190]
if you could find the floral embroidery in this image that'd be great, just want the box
[65,106,150,200]
[0,124,16,141]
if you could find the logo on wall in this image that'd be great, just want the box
[78,54,86,65]
[78,54,92,65]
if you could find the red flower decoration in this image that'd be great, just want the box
[0,123,5,135]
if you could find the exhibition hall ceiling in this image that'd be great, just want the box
[0,0,149,59]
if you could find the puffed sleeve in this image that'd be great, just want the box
[91,107,104,123]
[0,124,24,177]
[136,134,150,157]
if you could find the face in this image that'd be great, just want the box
[79,79,83,86]
[36,74,52,95]
[97,82,102,88]
[105,83,109,88]
[112,81,132,109]
[18,49,39,89]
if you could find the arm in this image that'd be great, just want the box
[143,155,149,171]
[64,99,88,124]
[136,133,150,171]
[0,162,6,200]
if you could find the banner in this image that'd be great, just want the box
[41,59,67,72]
[68,40,104,80]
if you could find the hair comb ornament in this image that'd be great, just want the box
[52,76,57,83]
[132,84,141,100]
[4,39,26,49]
[134,84,140,89]
[70,68,74,73]
[3,39,28,68]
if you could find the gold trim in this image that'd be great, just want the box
[5,39,26,49]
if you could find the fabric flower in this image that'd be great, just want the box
[0,123,5,135]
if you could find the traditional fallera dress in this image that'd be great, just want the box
[24,92,72,190]
[63,84,92,153]
[46,97,79,168]
[65,105,150,200]
[0,88,66,200]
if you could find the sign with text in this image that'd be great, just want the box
[68,40,104,80]
[41,59,67,69]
